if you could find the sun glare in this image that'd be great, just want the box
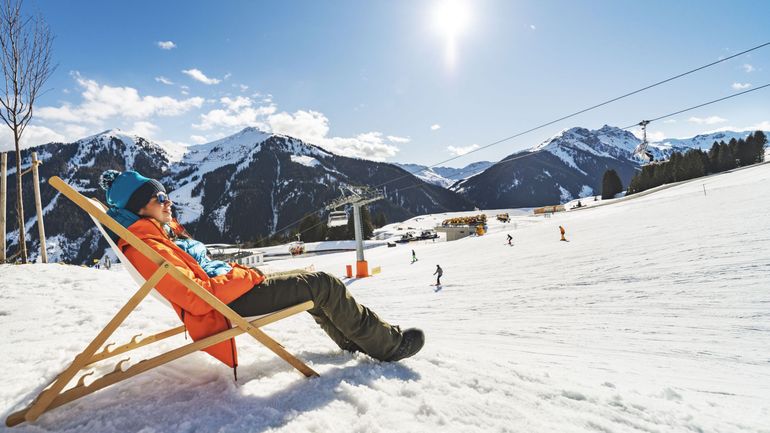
[431,0,471,69]
[432,0,470,39]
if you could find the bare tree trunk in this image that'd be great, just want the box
[0,152,6,263]
[0,0,55,263]
[14,131,25,262]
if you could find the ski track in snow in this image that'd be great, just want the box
[1,164,769,432]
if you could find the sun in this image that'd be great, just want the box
[431,0,471,68]
[432,0,471,40]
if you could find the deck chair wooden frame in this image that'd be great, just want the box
[6,176,319,427]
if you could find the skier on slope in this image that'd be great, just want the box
[559,225,568,242]
[411,249,418,264]
[506,234,513,246]
[98,170,425,372]
[433,264,443,286]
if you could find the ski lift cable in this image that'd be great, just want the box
[252,43,770,244]
[264,81,770,245]
[373,41,770,190]
[474,83,770,171]
[621,83,770,129]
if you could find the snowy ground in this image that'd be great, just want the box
[2,163,769,432]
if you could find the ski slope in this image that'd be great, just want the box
[2,163,769,433]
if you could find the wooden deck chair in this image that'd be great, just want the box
[5,176,319,427]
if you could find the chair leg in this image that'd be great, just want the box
[5,300,317,427]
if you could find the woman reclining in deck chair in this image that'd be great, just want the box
[99,170,424,370]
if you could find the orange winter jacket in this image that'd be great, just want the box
[117,218,265,367]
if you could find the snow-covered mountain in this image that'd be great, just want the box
[453,125,768,209]
[453,126,642,208]
[4,128,472,264]
[5,124,766,264]
[646,130,764,159]
[394,161,494,188]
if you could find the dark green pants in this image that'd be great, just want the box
[227,271,402,360]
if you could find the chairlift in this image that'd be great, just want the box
[633,120,656,164]
[328,210,348,227]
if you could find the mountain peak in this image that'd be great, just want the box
[237,126,271,135]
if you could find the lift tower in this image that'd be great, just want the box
[325,186,384,277]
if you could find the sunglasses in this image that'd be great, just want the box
[156,192,170,204]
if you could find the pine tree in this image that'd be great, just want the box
[700,150,711,174]
[298,213,326,242]
[717,142,735,172]
[670,152,685,182]
[601,169,623,199]
[749,131,767,163]
[708,141,721,172]
[345,205,374,239]
[728,138,739,165]
[373,211,387,228]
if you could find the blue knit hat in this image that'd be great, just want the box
[99,170,166,213]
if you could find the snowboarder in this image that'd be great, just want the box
[98,169,425,367]
[506,234,513,246]
[411,249,418,264]
[433,264,443,286]
[559,225,568,242]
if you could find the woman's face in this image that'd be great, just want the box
[138,192,173,224]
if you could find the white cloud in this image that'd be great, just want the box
[157,41,176,50]
[193,97,404,160]
[128,121,159,138]
[235,83,249,92]
[648,130,666,142]
[745,120,770,131]
[223,73,232,80]
[731,82,751,90]
[37,74,204,123]
[221,96,252,112]
[386,135,411,143]
[530,24,536,30]
[631,128,665,142]
[268,110,330,142]
[688,116,727,125]
[742,63,755,73]
[182,68,221,85]
[663,119,677,124]
[155,76,174,85]
[193,95,276,130]
[430,124,441,131]
[0,124,65,151]
[63,124,89,138]
[706,120,770,134]
[267,110,399,160]
[447,144,479,156]
[190,135,208,144]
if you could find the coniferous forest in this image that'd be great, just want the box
[627,131,767,195]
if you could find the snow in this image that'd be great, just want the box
[542,145,587,175]
[2,163,770,432]
[290,155,320,168]
[578,185,593,198]
[395,163,494,188]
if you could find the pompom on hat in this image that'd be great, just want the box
[99,170,166,214]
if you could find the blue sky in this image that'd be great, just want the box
[5,0,770,166]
